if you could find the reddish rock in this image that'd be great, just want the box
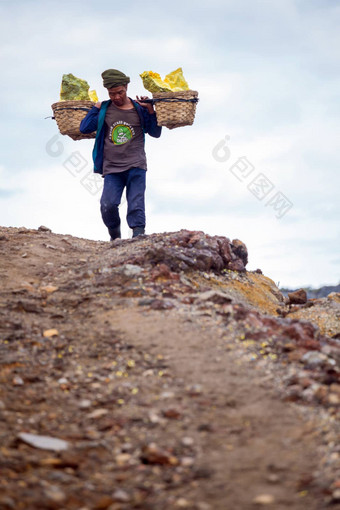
[140,443,179,465]
[288,289,307,305]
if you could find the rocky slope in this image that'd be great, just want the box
[0,226,339,510]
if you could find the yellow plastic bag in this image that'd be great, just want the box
[60,73,98,101]
[140,67,189,94]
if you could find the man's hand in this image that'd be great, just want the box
[135,95,155,114]
[94,102,102,109]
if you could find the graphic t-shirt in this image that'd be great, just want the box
[103,102,147,175]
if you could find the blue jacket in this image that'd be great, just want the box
[79,99,162,174]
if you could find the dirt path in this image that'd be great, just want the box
[0,226,338,509]
[105,306,323,509]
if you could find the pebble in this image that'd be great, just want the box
[112,489,130,502]
[160,391,175,399]
[43,328,59,338]
[187,384,203,395]
[79,399,92,409]
[331,489,340,502]
[44,485,66,503]
[40,285,59,293]
[115,453,132,466]
[181,436,194,447]
[301,351,328,367]
[195,503,212,510]
[266,473,280,483]
[18,432,69,451]
[13,376,24,386]
[175,498,191,508]
[328,393,340,405]
[252,494,275,505]
[87,408,108,419]
[122,264,143,277]
[0,400,5,410]
[141,443,179,466]
[181,456,195,467]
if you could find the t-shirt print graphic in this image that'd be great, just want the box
[110,121,135,145]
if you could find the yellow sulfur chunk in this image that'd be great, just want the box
[60,73,97,101]
[89,89,98,102]
[140,67,189,94]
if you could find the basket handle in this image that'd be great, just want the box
[142,97,199,104]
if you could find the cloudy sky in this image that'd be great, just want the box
[0,0,339,288]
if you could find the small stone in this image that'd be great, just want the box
[43,328,59,338]
[160,391,175,399]
[44,485,66,503]
[187,384,203,396]
[175,498,191,507]
[181,456,195,467]
[163,408,181,419]
[122,264,143,277]
[112,489,130,503]
[88,408,109,419]
[58,377,68,385]
[148,410,165,424]
[266,473,280,483]
[181,436,194,447]
[0,400,5,410]
[301,351,328,367]
[79,399,92,409]
[328,393,340,405]
[13,376,24,386]
[195,503,212,510]
[150,298,175,310]
[141,443,179,466]
[38,225,52,232]
[115,453,132,466]
[40,285,59,293]
[253,494,275,505]
[18,432,69,451]
[331,489,340,502]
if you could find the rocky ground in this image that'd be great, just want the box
[0,226,339,510]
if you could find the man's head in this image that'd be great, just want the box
[107,84,128,107]
[101,69,130,107]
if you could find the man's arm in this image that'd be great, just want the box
[144,110,162,138]
[79,104,101,134]
[135,96,162,138]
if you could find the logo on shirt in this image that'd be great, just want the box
[110,121,135,145]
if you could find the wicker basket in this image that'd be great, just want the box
[51,100,96,141]
[152,90,198,130]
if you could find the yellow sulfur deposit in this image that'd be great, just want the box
[140,67,189,94]
[89,89,98,102]
[60,73,98,101]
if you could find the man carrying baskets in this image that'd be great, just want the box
[80,69,162,240]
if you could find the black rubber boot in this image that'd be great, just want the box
[132,227,145,238]
[108,226,121,241]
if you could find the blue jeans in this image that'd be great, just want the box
[100,168,146,230]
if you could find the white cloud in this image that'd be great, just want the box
[0,0,339,288]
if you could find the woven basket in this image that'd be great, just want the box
[152,90,198,130]
[51,100,96,141]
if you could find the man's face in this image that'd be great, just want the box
[108,85,128,106]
